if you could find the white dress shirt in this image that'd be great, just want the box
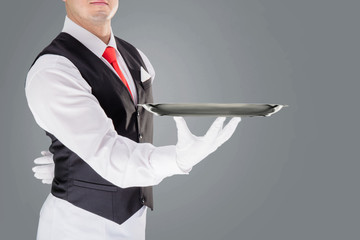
[26,16,187,240]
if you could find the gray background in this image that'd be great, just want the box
[0,0,359,239]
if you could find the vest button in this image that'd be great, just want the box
[137,111,140,117]
[139,134,143,140]
[140,197,145,204]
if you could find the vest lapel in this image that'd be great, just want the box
[116,40,146,104]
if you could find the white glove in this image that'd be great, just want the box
[32,151,55,184]
[174,116,241,172]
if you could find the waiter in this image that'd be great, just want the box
[26,0,241,239]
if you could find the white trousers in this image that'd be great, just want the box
[37,193,147,240]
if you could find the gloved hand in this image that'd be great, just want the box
[32,151,54,184]
[174,116,241,172]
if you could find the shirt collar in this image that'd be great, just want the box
[62,16,119,59]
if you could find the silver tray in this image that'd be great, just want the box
[137,103,287,117]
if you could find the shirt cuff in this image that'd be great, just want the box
[149,145,190,179]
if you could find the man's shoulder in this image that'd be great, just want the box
[30,54,76,74]
[26,53,90,95]
[27,54,79,87]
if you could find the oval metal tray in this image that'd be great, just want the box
[137,103,287,117]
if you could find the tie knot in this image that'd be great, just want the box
[102,46,117,64]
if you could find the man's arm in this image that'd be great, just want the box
[28,53,241,187]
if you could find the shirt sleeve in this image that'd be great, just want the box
[25,54,187,188]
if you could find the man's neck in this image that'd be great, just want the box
[67,15,112,45]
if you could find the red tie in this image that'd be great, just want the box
[102,46,133,99]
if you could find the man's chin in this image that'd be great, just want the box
[90,13,112,23]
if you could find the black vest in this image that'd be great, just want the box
[31,32,154,225]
